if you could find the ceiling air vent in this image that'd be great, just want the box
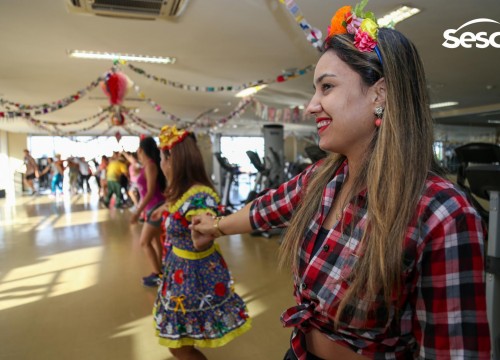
[66,0,190,20]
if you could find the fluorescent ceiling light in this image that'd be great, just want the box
[68,50,176,64]
[235,85,267,98]
[488,120,500,124]
[430,101,459,109]
[378,6,421,27]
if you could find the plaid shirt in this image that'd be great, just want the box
[249,159,490,359]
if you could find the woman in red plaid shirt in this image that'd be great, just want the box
[192,3,490,359]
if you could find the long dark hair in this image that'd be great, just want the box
[140,136,166,193]
[280,28,439,325]
[162,134,215,202]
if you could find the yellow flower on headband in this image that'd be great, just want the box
[360,18,378,39]
[158,125,190,151]
[326,1,382,59]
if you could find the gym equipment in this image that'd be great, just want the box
[214,152,241,214]
[455,142,500,224]
[263,124,285,186]
[304,144,327,163]
[245,150,269,204]
[454,142,500,359]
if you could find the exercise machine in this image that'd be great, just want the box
[214,152,241,214]
[455,142,500,358]
[455,142,500,224]
[245,150,268,203]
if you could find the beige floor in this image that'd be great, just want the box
[0,192,295,360]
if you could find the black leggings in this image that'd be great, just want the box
[283,348,324,360]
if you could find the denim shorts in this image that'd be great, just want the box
[145,202,164,227]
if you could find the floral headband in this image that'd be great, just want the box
[326,0,383,64]
[158,125,190,151]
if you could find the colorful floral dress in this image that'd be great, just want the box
[153,185,251,348]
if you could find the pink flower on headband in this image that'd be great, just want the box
[327,1,380,55]
[354,30,377,52]
[346,14,362,35]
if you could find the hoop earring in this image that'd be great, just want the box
[374,106,384,127]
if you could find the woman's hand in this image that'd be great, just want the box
[190,214,217,250]
[150,206,166,222]
[130,211,140,225]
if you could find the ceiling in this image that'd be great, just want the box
[0,0,499,138]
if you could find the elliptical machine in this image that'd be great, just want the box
[214,152,241,214]
[245,150,269,204]
[454,142,500,359]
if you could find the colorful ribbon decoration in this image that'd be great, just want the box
[198,294,214,310]
[124,110,161,131]
[0,107,111,125]
[25,114,109,136]
[171,295,186,315]
[0,69,113,114]
[279,0,324,51]
[126,62,314,92]
[67,125,115,142]
[0,55,309,136]
[130,83,183,123]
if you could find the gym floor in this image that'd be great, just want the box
[0,192,294,360]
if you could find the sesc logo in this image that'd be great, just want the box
[443,18,500,48]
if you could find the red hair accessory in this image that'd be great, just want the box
[326,0,381,58]
[158,125,190,151]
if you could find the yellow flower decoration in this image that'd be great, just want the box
[158,125,190,151]
[360,18,378,40]
[325,1,382,60]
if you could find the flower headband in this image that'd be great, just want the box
[158,125,190,151]
[326,0,383,64]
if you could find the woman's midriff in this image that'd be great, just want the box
[305,328,369,360]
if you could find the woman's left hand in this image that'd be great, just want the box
[190,215,216,250]
[130,211,140,225]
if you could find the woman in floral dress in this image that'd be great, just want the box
[151,125,251,360]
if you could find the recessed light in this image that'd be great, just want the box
[68,50,176,64]
[378,6,421,27]
[429,101,459,109]
[235,85,267,98]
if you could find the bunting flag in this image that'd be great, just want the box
[279,0,324,51]
[212,97,254,127]
[130,83,183,122]
[25,113,109,136]
[0,69,114,115]
[0,107,111,125]
[251,98,308,124]
[122,125,141,136]
[68,125,115,143]
[126,63,314,92]
[124,110,161,132]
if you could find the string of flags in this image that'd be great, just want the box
[278,0,324,51]
[126,63,314,92]
[0,70,113,114]
[0,0,326,136]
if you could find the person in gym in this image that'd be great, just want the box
[190,2,490,359]
[130,137,167,287]
[23,149,39,195]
